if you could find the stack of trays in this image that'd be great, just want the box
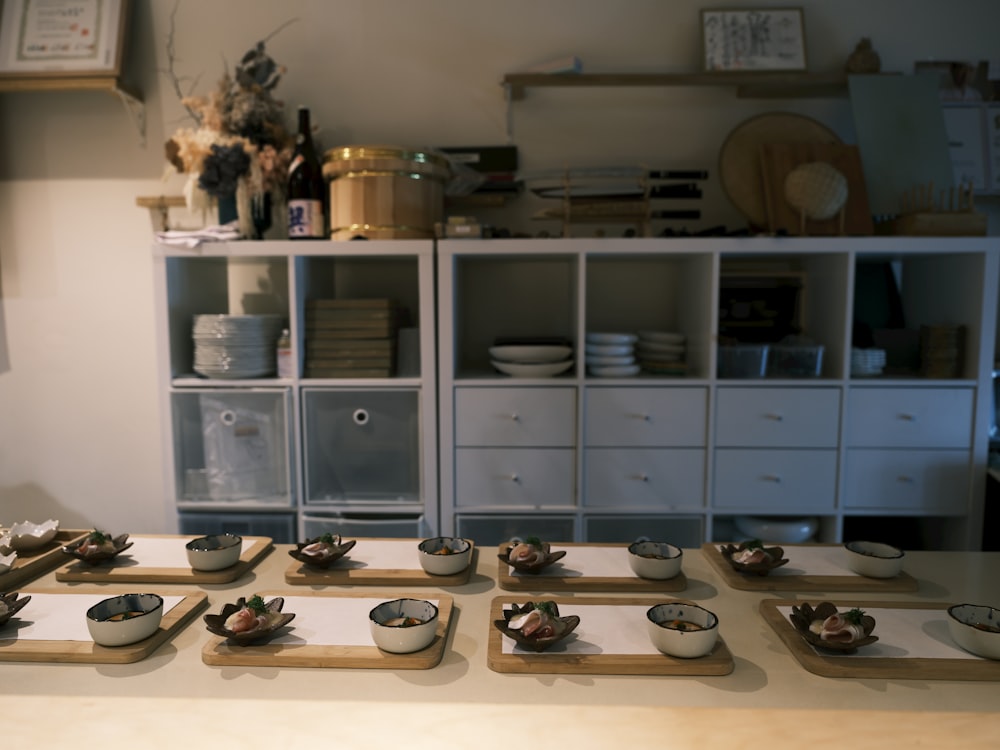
[192,314,283,379]
[585,332,639,377]
[636,331,686,375]
[851,347,886,377]
[304,299,397,378]
[488,341,574,377]
[920,324,965,378]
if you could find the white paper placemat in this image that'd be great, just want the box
[769,545,870,577]
[511,546,635,579]
[500,603,662,655]
[336,540,425,570]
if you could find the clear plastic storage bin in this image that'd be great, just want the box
[717,344,768,378]
[301,513,429,539]
[178,511,296,543]
[583,515,704,547]
[767,345,824,377]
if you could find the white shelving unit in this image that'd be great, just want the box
[152,240,438,543]
[436,236,999,550]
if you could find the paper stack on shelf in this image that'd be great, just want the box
[303,299,398,378]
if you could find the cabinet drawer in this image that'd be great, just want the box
[713,449,837,510]
[843,449,970,512]
[455,387,576,447]
[583,448,705,508]
[715,387,841,447]
[846,387,974,448]
[455,448,575,507]
[584,387,707,447]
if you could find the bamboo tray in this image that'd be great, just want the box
[497,543,688,593]
[0,529,88,589]
[487,595,734,675]
[202,590,455,669]
[702,543,919,592]
[760,598,1000,680]
[0,587,208,664]
[284,538,476,587]
[54,534,273,584]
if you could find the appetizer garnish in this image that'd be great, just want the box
[300,533,342,560]
[789,602,878,652]
[508,536,548,566]
[223,594,286,634]
[731,538,768,565]
[808,606,868,644]
[665,619,705,632]
[494,600,581,652]
[383,616,425,627]
[507,601,562,639]
[77,530,117,558]
[432,545,456,556]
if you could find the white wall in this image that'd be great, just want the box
[2,0,999,532]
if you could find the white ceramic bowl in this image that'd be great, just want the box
[646,602,719,658]
[5,519,59,551]
[417,537,472,576]
[369,598,439,654]
[844,540,905,578]
[947,603,1000,659]
[627,540,683,580]
[734,515,818,544]
[0,550,17,574]
[185,533,243,571]
[488,345,572,363]
[86,593,164,647]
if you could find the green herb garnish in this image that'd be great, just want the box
[245,595,267,615]
[744,538,764,551]
[525,536,543,547]
[533,601,556,617]
[845,607,866,626]
[319,533,338,545]
[87,530,109,544]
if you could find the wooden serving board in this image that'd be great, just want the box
[701,543,919,593]
[201,590,454,669]
[284,538,476,587]
[488,595,734,675]
[54,534,273,584]
[497,543,688,593]
[0,587,208,664]
[760,598,1000,680]
[0,529,88,590]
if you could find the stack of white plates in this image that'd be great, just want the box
[636,331,686,375]
[193,314,283,379]
[585,332,640,377]
[488,344,574,378]
[851,347,886,377]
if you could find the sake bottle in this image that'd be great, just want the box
[287,106,326,239]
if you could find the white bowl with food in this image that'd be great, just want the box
[844,540,905,578]
[369,598,439,654]
[86,593,164,647]
[627,539,683,580]
[646,602,719,658]
[5,519,59,551]
[185,533,243,571]
[947,603,1000,659]
[417,536,472,576]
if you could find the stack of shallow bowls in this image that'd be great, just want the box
[488,344,573,377]
[193,314,283,379]
[585,332,639,377]
[636,331,686,375]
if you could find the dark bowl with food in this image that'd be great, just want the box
[204,595,295,646]
[287,534,357,569]
[719,539,788,576]
[498,538,566,574]
[62,531,133,565]
[789,601,878,653]
[0,592,31,628]
[493,600,580,652]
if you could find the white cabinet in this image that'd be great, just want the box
[152,240,438,542]
[437,237,999,550]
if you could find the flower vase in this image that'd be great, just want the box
[217,193,238,225]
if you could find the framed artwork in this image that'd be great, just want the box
[701,8,807,72]
[0,0,129,78]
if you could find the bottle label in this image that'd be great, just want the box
[288,199,324,238]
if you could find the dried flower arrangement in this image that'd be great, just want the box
[163,10,296,237]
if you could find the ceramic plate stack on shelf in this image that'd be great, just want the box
[585,332,639,377]
[850,347,886,377]
[193,314,283,379]
[488,341,574,377]
[636,331,686,375]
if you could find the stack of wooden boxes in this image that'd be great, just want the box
[304,298,397,377]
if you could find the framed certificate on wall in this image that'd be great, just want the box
[0,0,129,77]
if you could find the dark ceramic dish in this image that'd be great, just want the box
[204,596,295,646]
[493,601,580,652]
[789,601,878,653]
[498,541,566,574]
[61,532,133,565]
[719,540,788,576]
[287,535,357,569]
[0,592,30,628]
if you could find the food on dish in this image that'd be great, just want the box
[789,601,878,652]
[946,603,1000,659]
[664,619,705,631]
[719,539,788,576]
[627,539,683,580]
[62,530,132,564]
[287,533,357,568]
[646,602,719,658]
[368,598,440,653]
[499,536,567,574]
[383,616,426,627]
[204,595,295,646]
[417,537,473,576]
[493,600,580,652]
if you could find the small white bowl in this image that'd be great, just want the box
[0,550,17,574]
[734,515,818,544]
[646,602,719,658]
[369,598,439,654]
[185,534,243,571]
[86,593,164,647]
[844,540,905,578]
[417,537,472,576]
[5,519,59,551]
[627,540,683,580]
[947,603,1000,660]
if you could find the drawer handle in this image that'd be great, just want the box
[762,474,782,483]
[629,412,652,422]
[764,413,784,422]
[509,473,521,484]
[897,413,917,422]
[508,412,521,422]
[632,473,650,482]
